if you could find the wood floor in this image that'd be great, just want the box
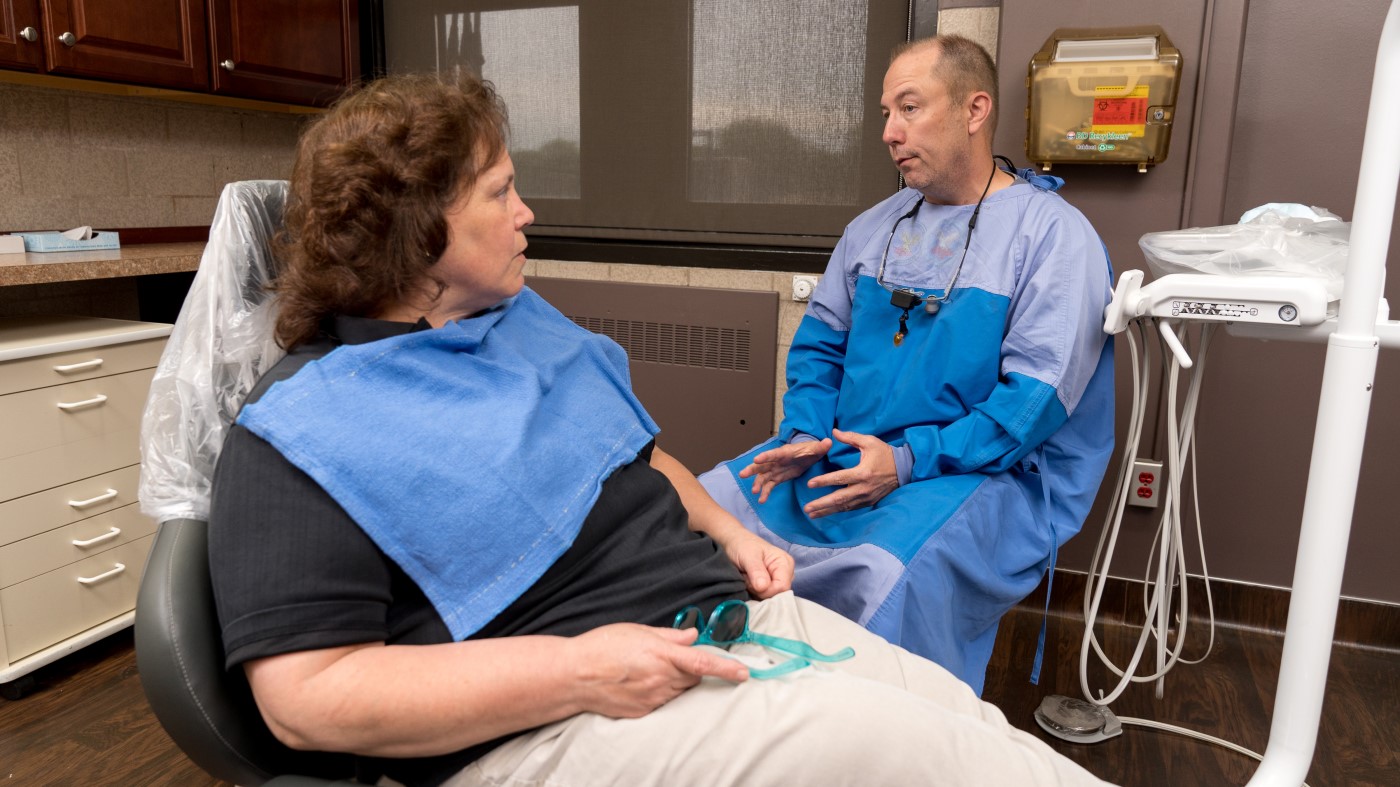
[983,606,1400,787]
[0,628,220,786]
[1,607,1396,786]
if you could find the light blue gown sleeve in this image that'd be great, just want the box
[905,209,1109,481]
[777,234,856,442]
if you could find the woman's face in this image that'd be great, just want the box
[432,152,535,319]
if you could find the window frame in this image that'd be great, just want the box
[364,0,913,267]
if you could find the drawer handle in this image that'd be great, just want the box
[77,563,126,585]
[72,527,122,548]
[56,394,108,411]
[68,488,119,509]
[52,358,104,373]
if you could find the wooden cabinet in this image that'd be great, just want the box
[0,316,171,697]
[211,0,359,107]
[0,0,44,71]
[0,0,359,106]
[39,0,209,91]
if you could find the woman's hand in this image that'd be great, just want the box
[720,528,794,598]
[738,438,833,503]
[568,624,748,718]
[243,626,748,758]
[645,445,793,597]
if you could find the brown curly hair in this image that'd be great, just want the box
[273,72,508,349]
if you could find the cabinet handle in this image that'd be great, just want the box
[68,488,119,509]
[72,526,122,548]
[19,26,38,42]
[220,59,236,71]
[77,563,126,585]
[52,358,103,373]
[58,31,76,47]
[56,393,107,411]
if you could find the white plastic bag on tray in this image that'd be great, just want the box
[1138,204,1349,299]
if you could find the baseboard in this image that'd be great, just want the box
[1022,569,1400,653]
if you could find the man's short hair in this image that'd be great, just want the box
[891,35,999,136]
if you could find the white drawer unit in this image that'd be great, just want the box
[0,316,171,697]
[0,502,157,589]
[1,534,156,664]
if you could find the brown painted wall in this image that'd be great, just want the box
[995,0,1399,604]
[1203,0,1400,603]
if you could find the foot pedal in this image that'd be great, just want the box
[1033,695,1123,744]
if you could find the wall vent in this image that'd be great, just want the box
[568,317,751,372]
[528,277,777,472]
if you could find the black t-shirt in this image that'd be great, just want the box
[207,314,748,786]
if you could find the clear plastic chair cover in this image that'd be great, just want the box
[138,180,290,522]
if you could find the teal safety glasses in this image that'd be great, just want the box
[672,600,855,679]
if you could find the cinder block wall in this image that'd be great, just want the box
[0,81,303,233]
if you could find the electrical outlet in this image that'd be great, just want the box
[792,275,819,302]
[1129,459,1163,508]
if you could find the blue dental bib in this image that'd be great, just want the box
[237,288,659,639]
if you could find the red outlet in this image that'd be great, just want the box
[1129,460,1163,508]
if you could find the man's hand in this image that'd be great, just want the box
[803,429,899,519]
[720,528,794,598]
[569,624,748,718]
[738,438,833,503]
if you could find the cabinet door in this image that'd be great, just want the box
[40,0,209,91]
[210,0,359,107]
[0,0,44,71]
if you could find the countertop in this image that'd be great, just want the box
[0,243,204,287]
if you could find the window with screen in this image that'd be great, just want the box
[382,0,909,249]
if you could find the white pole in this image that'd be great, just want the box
[1246,1,1399,784]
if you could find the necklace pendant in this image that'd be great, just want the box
[893,331,904,346]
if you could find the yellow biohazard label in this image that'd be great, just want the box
[1091,84,1149,138]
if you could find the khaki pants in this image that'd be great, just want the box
[446,592,1111,787]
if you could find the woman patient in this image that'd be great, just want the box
[207,72,1111,786]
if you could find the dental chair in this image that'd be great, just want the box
[134,181,356,786]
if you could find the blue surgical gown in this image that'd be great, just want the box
[700,178,1115,694]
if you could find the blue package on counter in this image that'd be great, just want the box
[15,231,121,253]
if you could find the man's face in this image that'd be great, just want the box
[880,48,971,202]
